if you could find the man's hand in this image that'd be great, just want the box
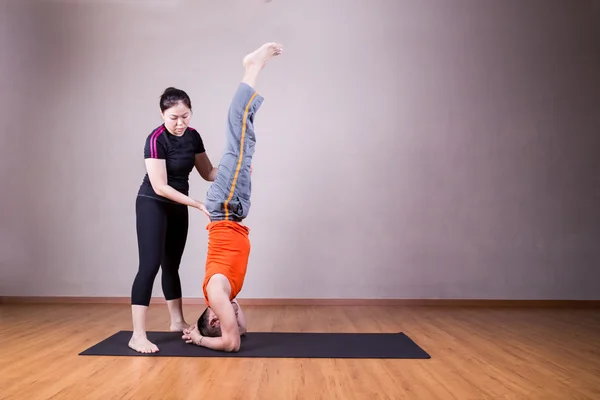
[231,299,247,335]
[182,324,203,345]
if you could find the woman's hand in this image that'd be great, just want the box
[193,200,210,219]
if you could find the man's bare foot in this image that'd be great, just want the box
[128,334,159,354]
[243,42,283,70]
[170,321,190,332]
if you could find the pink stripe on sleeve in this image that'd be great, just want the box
[150,126,165,158]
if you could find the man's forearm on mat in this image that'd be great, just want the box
[194,335,240,352]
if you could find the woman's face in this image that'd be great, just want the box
[162,101,191,135]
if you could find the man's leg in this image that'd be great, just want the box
[205,42,283,222]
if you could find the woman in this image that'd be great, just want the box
[129,87,215,354]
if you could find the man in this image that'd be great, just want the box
[181,42,283,352]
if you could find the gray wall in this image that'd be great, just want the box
[1,0,599,300]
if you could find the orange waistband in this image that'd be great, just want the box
[206,220,250,235]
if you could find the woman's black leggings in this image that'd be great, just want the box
[131,195,189,306]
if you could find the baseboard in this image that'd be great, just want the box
[1,296,599,307]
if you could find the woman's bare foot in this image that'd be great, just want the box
[166,298,189,332]
[169,320,190,332]
[128,334,159,354]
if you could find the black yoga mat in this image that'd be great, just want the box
[79,330,430,359]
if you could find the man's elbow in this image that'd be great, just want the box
[223,338,240,352]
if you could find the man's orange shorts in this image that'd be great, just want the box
[202,221,250,307]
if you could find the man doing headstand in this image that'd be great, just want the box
[181,42,283,352]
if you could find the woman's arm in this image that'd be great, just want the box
[146,159,209,217]
[194,153,218,182]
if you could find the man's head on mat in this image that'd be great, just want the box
[159,87,192,136]
[197,307,222,337]
[196,301,246,337]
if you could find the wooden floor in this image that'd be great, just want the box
[1,303,599,399]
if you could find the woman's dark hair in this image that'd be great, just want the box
[159,87,192,112]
